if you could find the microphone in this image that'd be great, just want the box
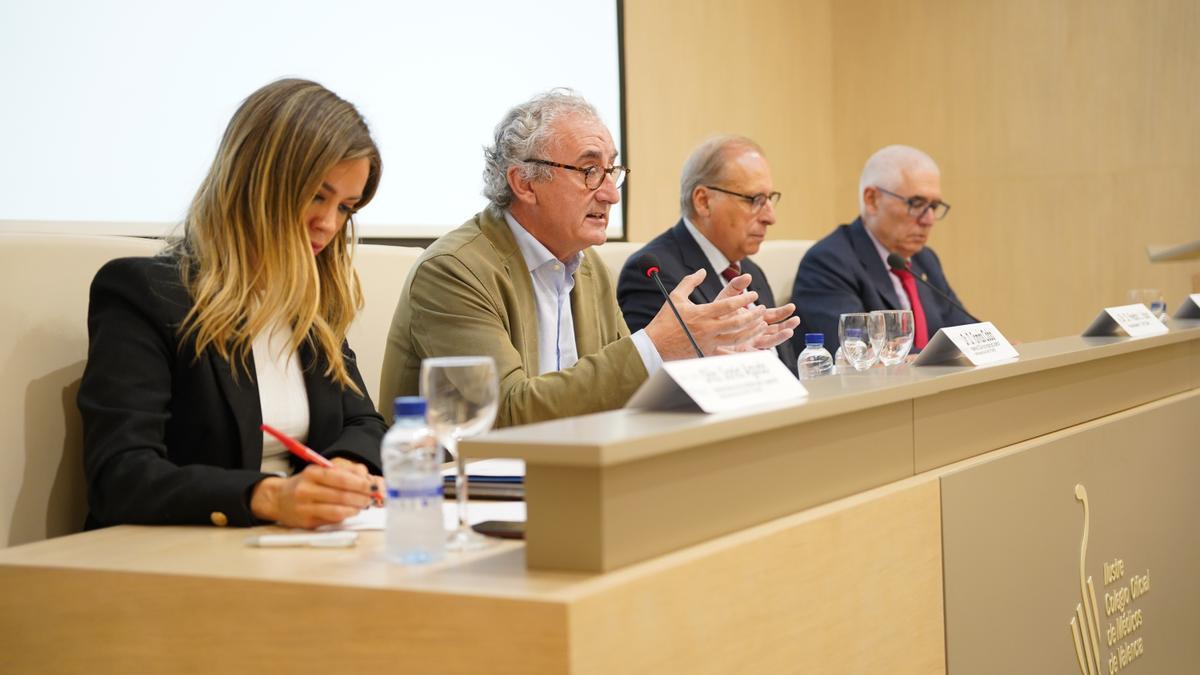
[886,253,980,323]
[637,253,705,358]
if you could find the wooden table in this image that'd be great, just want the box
[465,323,1200,572]
[2,323,1196,674]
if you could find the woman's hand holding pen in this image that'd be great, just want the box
[250,463,377,529]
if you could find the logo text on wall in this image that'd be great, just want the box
[1069,484,1151,675]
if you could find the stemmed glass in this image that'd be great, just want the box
[419,356,499,552]
[871,309,915,365]
[838,313,879,371]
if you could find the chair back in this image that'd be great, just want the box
[0,234,164,547]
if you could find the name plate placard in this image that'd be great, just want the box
[1173,294,1200,320]
[626,350,807,413]
[914,321,1019,367]
[1083,304,1169,337]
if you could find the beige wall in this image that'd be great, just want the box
[624,0,1200,341]
[622,0,836,243]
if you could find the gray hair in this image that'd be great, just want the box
[482,88,603,207]
[858,145,940,214]
[679,135,765,218]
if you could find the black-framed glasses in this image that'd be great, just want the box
[875,186,951,220]
[705,185,782,211]
[525,158,628,190]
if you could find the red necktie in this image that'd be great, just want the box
[721,262,740,282]
[890,265,929,349]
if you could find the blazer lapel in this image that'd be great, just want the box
[210,352,263,471]
[909,256,941,326]
[480,206,540,376]
[849,218,902,310]
[740,257,772,306]
[300,343,336,453]
[571,258,601,356]
[672,221,723,303]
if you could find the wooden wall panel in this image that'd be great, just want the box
[622,0,836,242]
[830,0,1200,341]
[624,1,1200,340]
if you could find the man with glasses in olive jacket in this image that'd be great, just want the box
[381,93,797,428]
[790,145,974,355]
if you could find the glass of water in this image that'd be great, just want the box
[838,313,878,371]
[419,355,499,552]
[1128,288,1167,321]
[871,309,915,366]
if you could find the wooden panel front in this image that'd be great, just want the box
[527,401,913,572]
[568,480,946,674]
[939,390,1200,674]
[0,567,568,674]
[914,341,1193,472]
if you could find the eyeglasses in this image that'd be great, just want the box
[875,186,951,220]
[525,158,629,190]
[705,185,782,212]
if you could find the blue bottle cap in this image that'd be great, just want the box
[804,332,824,345]
[393,396,426,418]
[845,328,864,339]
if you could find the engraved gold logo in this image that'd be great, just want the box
[1070,484,1151,674]
[1070,484,1105,675]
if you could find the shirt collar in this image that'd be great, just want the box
[505,210,583,275]
[681,216,733,277]
[863,221,902,271]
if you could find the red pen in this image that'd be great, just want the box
[262,423,334,467]
[260,424,382,506]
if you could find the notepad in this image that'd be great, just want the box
[326,501,526,531]
[442,458,525,500]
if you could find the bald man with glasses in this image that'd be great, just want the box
[617,135,797,372]
[790,144,974,354]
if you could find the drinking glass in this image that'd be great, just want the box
[867,311,886,357]
[838,313,878,371]
[1128,285,1166,317]
[419,356,499,552]
[1128,288,1167,321]
[871,309,915,366]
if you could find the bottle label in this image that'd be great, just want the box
[387,485,444,500]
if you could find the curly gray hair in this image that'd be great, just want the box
[482,88,603,207]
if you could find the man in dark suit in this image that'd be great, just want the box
[617,135,797,372]
[791,145,973,354]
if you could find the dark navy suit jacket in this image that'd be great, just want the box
[790,217,973,353]
[616,220,797,373]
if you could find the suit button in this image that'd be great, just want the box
[210,512,229,527]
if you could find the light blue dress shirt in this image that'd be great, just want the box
[505,211,661,376]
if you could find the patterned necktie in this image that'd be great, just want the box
[890,264,930,349]
[721,261,740,282]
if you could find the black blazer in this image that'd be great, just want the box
[78,255,386,528]
[790,217,973,354]
[616,220,797,373]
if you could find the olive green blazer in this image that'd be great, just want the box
[379,205,648,428]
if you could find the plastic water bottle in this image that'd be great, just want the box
[382,396,444,564]
[796,333,834,379]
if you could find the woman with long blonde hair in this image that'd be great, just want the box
[79,79,386,529]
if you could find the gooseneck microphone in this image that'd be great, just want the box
[637,253,705,358]
[886,253,980,323]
